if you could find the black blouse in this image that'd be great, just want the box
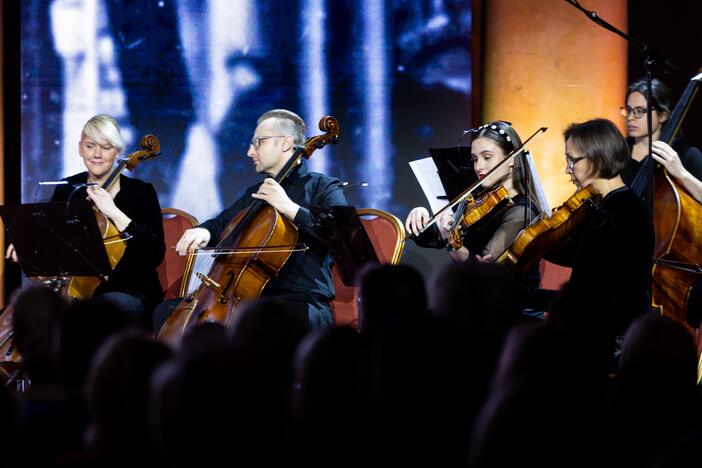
[52,173,166,310]
[198,162,347,306]
[413,193,540,259]
[541,187,654,339]
[621,139,702,199]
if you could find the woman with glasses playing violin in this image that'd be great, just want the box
[405,121,543,264]
[620,78,702,203]
[528,119,654,369]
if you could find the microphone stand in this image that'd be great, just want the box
[564,0,683,310]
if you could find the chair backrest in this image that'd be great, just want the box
[331,208,406,328]
[157,208,198,301]
[538,259,571,290]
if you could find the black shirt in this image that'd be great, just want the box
[198,162,347,305]
[544,187,654,339]
[413,193,541,287]
[52,173,166,310]
[621,139,702,198]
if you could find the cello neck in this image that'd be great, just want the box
[659,70,702,145]
[218,146,308,248]
[102,159,130,192]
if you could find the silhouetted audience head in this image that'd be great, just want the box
[0,382,18,468]
[429,260,520,338]
[603,314,702,467]
[10,284,68,384]
[177,321,229,359]
[358,263,427,334]
[294,326,372,467]
[470,321,606,468]
[54,296,135,389]
[86,330,173,466]
[151,344,288,467]
[618,313,697,383]
[229,298,310,388]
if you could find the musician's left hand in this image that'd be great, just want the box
[651,141,687,181]
[251,178,300,220]
[86,185,132,231]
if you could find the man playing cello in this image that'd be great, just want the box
[156,109,347,331]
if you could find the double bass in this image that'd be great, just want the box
[631,70,702,323]
[157,117,340,344]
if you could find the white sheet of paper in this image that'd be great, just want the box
[409,157,448,214]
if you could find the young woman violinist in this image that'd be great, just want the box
[405,120,543,264]
[620,78,702,203]
[6,115,165,328]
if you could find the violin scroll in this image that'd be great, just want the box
[125,134,162,170]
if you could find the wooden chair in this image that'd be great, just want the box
[157,208,198,300]
[331,208,406,328]
[538,259,571,290]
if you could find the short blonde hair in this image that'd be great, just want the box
[81,114,125,152]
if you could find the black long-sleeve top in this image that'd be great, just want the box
[52,173,166,310]
[535,187,654,340]
[621,139,702,199]
[414,193,542,287]
[198,162,347,305]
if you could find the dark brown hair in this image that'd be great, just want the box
[564,118,629,179]
[473,121,543,212]
[627,78,673,115]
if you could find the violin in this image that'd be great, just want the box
[496,185,601,272]
[157,117,340,344]
[410,126,547,239]
[65,134,162,299]
[447,185,513,250]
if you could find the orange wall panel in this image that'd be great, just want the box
[482,0,627,209]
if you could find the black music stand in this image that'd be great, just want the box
[0,201,111,278]
[428,146,477,201]
[311,205,379,286]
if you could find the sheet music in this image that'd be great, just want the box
[409,157,449,214]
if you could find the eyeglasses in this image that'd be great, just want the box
[565,155,585,170]
[250,135,286,149]
[619,106,656,119]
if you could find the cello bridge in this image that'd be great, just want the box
[196,272,222,290]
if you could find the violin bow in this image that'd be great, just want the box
[409,126,548,239]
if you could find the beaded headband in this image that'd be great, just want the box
[475,122,513,144]
[471,121,532,159]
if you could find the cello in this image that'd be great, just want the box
[636,70,702,323]
[64,134,162,299]
[157,116,340,344]
[0,135,161,383]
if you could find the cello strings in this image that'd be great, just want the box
[181,244,309,295]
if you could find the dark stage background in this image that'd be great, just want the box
[19,0,472,222]
[4,0,702,294]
